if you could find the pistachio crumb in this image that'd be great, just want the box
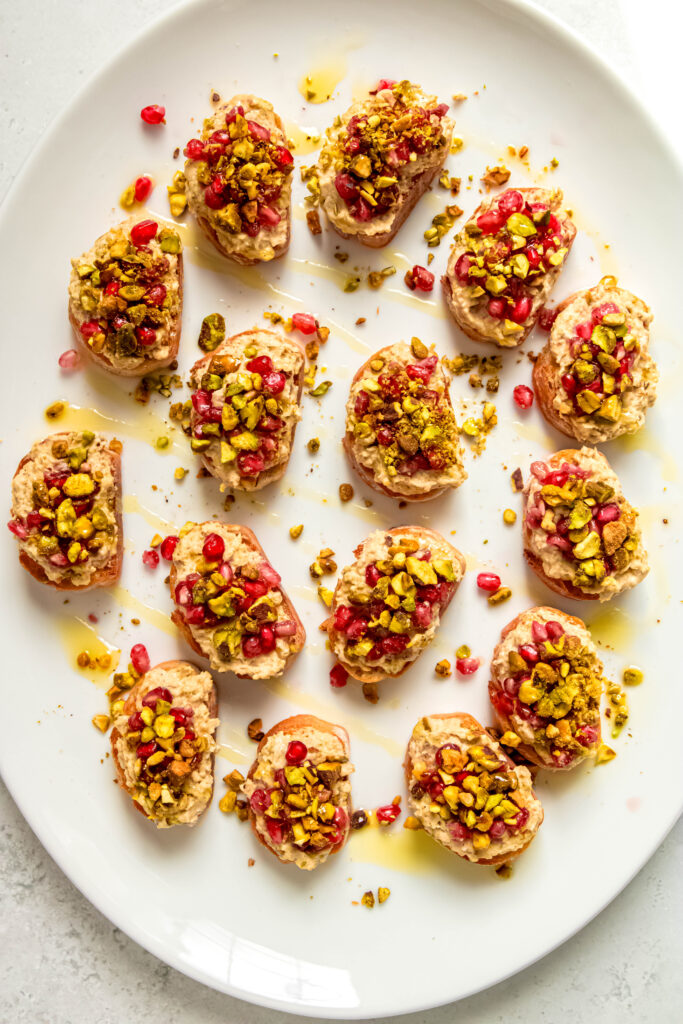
[495,864,513,879]
[219,791,237,814]
[45,401,66,420]
[623,666,643,686]
[403,815,422,830]
[92,714,109,733]
[362,682,379,704]
[155,436,169,450]
[307,437,320,454]
[377,887,390,904]
[488,586,512,605]
[174,467,188,480]
[289,524,304,540]
[361,891,375,909]
[503,508,517,525]
[247,717,264,741]
[339,483,354,502]
[435,659,451,677]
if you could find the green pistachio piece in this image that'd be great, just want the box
[77,264,95,278]
[506,212,536,237]
[573,531,602,560]
[213,626,242,658]
[388,612,411,634]
[510,253,530,278]
[596,395,622,421]
[309,380,333,397]
[573,358,598,385]
[231,431,259,451]
[568,499,592,530]
[55,499,76,538]
[198,313,226,352]
[159,229,181,254]
[597,351,620,373]
[350,639,374,657]
[62,473,95,498]
[547,247,567,267]
[591,324,616,353]
[208,592,237,618]
[405,556,438,586]
[221,404,239,430]
[191,438,212,452]
[576,389,602,414]
[433,558,456,581]
[485,274,508,295]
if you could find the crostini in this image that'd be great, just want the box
[404,713,543,865]
[522,447,649,601]
[183,95,293,264]
[242,715,353,870]
[489,607,604,769]
[533,278,658,442]
[188,328,305,490]
[8,431,123,590]
[442,187,576,347]
[169,522,305,679]
[110,660,218,828]
[316,79,453,247]
[343,338,466,501]
[323,527,465,683]
[68,218,183,376]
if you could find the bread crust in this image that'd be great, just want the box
[188,328,305,491]
[322,526,465,683]
[342,344,464,501]
[403,711,543,866]
[488,607,600,769]
[522,447,602,601]
[69,255,183,378]
[169,523,305,677]
[110,659,218,826]
[188,95,291,266]
[13,435,123,591]
[246,714,351,866]
[442,187,577,348]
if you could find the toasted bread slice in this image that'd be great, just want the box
[404,712,543,866]
[188,327,305,491]
[316,80,453,248]
[169,522,305,679]
[184,95,293,266]
[110,660,218,828]
[68,218,183,377]
[522,447,649,601]
[9,432,123,590]
[532,280,657,443]
[322,526,465,683]
[488,606,603,770]
[442,187,576,347]
[243,714,353,870]
[343,340,466,501]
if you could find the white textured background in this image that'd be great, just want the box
[1,1,681,1021]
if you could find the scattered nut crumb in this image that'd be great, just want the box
[435,659,451,677]
[481,165,511,188]
[503,508,517,525]
[247,717,264,741]
[289,524,304,540]
[339,483,354,502]
[362,682,379,704]
[307,437,320,454]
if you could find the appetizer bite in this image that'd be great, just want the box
[69,218,182,376]
[323,527,464,683]
[405,713,543,865]
[489,607,604,769]
[523,447,649,601]
[183,95,293,264]
[188,328,305,490]
[111,660,218,828]
[533,279,658,442]
[343,338,466,501]
[169,522,304,678]
[8,431,122,590]
[316,79,453,247]
[242,715,353,870]
[442,187,576,347]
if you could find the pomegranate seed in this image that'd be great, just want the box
[143,685,171,707]
[519,643,539,663]
[531,620,548,642]
[334,172,360,203]
[477,208,505,234]
[137,740,158,759]
[330,664,348,688]
[247,119,271,141]
[160,535,178,560]
[591,302,621,324]
[510,807,530,831]
[49,552,69,567]
[246,354,273,375]
[530,461,547,479]
[513,384,534,409]
[7,519,28,540]
[456,656,480,675]
[266,819,285,844]
[538,306,558,331]
[185,606,205,625]
[511,295,532,324]
[345,618,367,640]
[140,104,165,125]
[455,253,472,283]
[130,220,158,246]
[274,145,294,167]
[380,635,409,656]
[405,265,435,292]
[377,426,394,446]
[576,725,599,747]
[146,284,166,306]
[597,504,620,523]
[545,620,564,640]
[477,572,501,592]
[376,803,401,825]
[58,349,81,371]
[286,740,307,765]
[576,321,592,340]
[202,533,225,560]
[354,391,369,416]
[184,138,204,160]
[333,606,353,631]
[449,821,472,842]
[291,312,318,335]
[497,189,524,216]
[351,197,373,221]
[104,281,120,296]
[365,564,382,587]
[242,636,263,658]
[128,711,144,731]
[261,371,286,395]
[259,563,281,588]
[80,320,102,339]
[260,625,276,652]
[136,326,156,347]
[258,204,281,227]
[273,619,297,638]
[134,175,153,202]
[488,298,506,319]
[204,184,227,209]
[250,788,269,814]
[374,78,397,91]
[489,820,507,839]
[142,549,159,568]
[130,643,151,675]
[412,601,432,628]
[492,691,515,716]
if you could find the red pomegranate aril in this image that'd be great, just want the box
[591,301,621,324]
[127,711,145,731]
[597,504,620,523]
[576,320,592,340]
[576,725,599,747]
[134,175,153,203]
[561,372,577,396]
[345,618,368,641]
[142,686,172,708]
[455,253,472,283]
[243,583,268,603]
[142,549,159,569]
[185,605,205,625]
[492,691,515,716]
[184,138,204,160]
[202,533,225,560]
[26,511,43,529]
[374,78,397,91]
[146,284,167,306]
[261,371,286,395]
[530,460,548,479]
[513,384,534,409]
[80,320,102,339]
[242,636,263,658]
[273,619,297,638]
[7,519,28,539]
[477,572,501,592]
[238,452,265,476]
[405,265,435,292]
[159,535,179,561]
[256,204,280,227]
[204,183,227,209]
[489,820,507,840]
[103,281,120,297]
[250,788,270,815]
[511,295,532,324]
[259,563,281,588]
[519,643,539,663]
[130,643,151,675]
[412,601,432,628]
[140,104,165,125]
[351,197,373,221]
[545,620,564,640]
[291,312,318,335]
[449,821,472,842]
[531,620,548,643]
[380,635,408,656]
[376,803,401,825]
[266,819,285,844]
[538,306,558,331]
[274,146,294,168]
[137,740,158,759]
[477,208,505,234]
[130,219,158,246]
[377,427,394,446]
[456,656,480,676]
[58,349,81,371]
[511,807,530,831]
[365,564,382,587]
[330,663,349,688]
[487,298,506,319]
[285,740,307,765]
[498,189,524,216]
[333,606,354,631]
[246,354,274,374]
[260,625,276,652]
[135,326,156,347]
[335,173,360,203]
[247,119,270,141]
